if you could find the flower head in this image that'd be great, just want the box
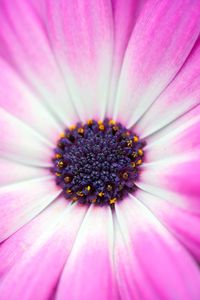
[0,1,200,300]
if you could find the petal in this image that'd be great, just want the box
[137,38,200,137]
[0,158,48,187]
[0,201,88,300]
[0,0,79,125]
[139,105,200,212]
[0,176,60,241]
[135,189,200,261]
[0,58,61,143]
[0,199,66,276]
[145,104,200,161]
[145,105,200,163]
[113,0,200,126]
[139,158,200,213]
[47,0,113,121]
[56,205,118,300]
[114,197,200,300]
[0,107,52,167]
[107,0,144,115]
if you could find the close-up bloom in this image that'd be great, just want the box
[0,0,200,299]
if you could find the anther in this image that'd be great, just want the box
[86,185,91,191]
[64,176,71,183]
[127,140,133,147]
[136,159,142,165]
[131,151,138,158]
[133,135,139,142]
[122,172,129,180]
[109,119,116,125]
[109,198,116,205]
[57,161,64,168]
[59,132,65,138]
[69,125,76,130]
[138,149,143,156]
[107,184,112,191]
[87,119,93,126]
[77,191,84,197]
[78,128,84,134]
[99,124,105,131]
[98,192,104,197]
[72,197,78,202]
[119,184,123,191]
[112,125,119,132]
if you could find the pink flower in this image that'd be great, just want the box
[0,0,200,299]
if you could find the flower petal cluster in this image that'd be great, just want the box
[0,1,200,299]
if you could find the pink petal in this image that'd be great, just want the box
[107,0,144,115]
[114,197,200,300]
[141,106,200,211]
[139,158,200,213]
[0,58,61,143]
[137,38,200,137]
[0,199,67,276]
[0,158,48,187]
[0,176,60,241]
[113,0,200,126]
[47,0,113,121]
[136,189,200,260]
[56,205,118,300]
[0,0,79,125]
[0,201,88,300]
[0,108,53,167]
[145,105,200,162]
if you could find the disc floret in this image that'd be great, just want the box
[52,119,145,206]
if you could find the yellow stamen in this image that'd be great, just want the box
[77,191,84,197]
[87,119,93,125]
[127,140,133,147]
[133,135,139,142]
[138,149,143,156]
[66,189,72,194]
[86,185,91,191]
[98,192,104,197]
[109,119,116,125]
[78,128,84,134]
[72,197,78,202]
[131,162,136,168]
[98,120,103,125]
[59,132,65,138]
[57,161,64,168]
[55,172,61,177]
[91,198,97,203]
[112,125,119,131]
[136,159,142,165]
[132,151,138,158]
[69,125,76,130]
[99,124,105,131]
[55,153,62,159]
[110,198,116,204]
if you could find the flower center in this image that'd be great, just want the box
[52,119,145,206]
